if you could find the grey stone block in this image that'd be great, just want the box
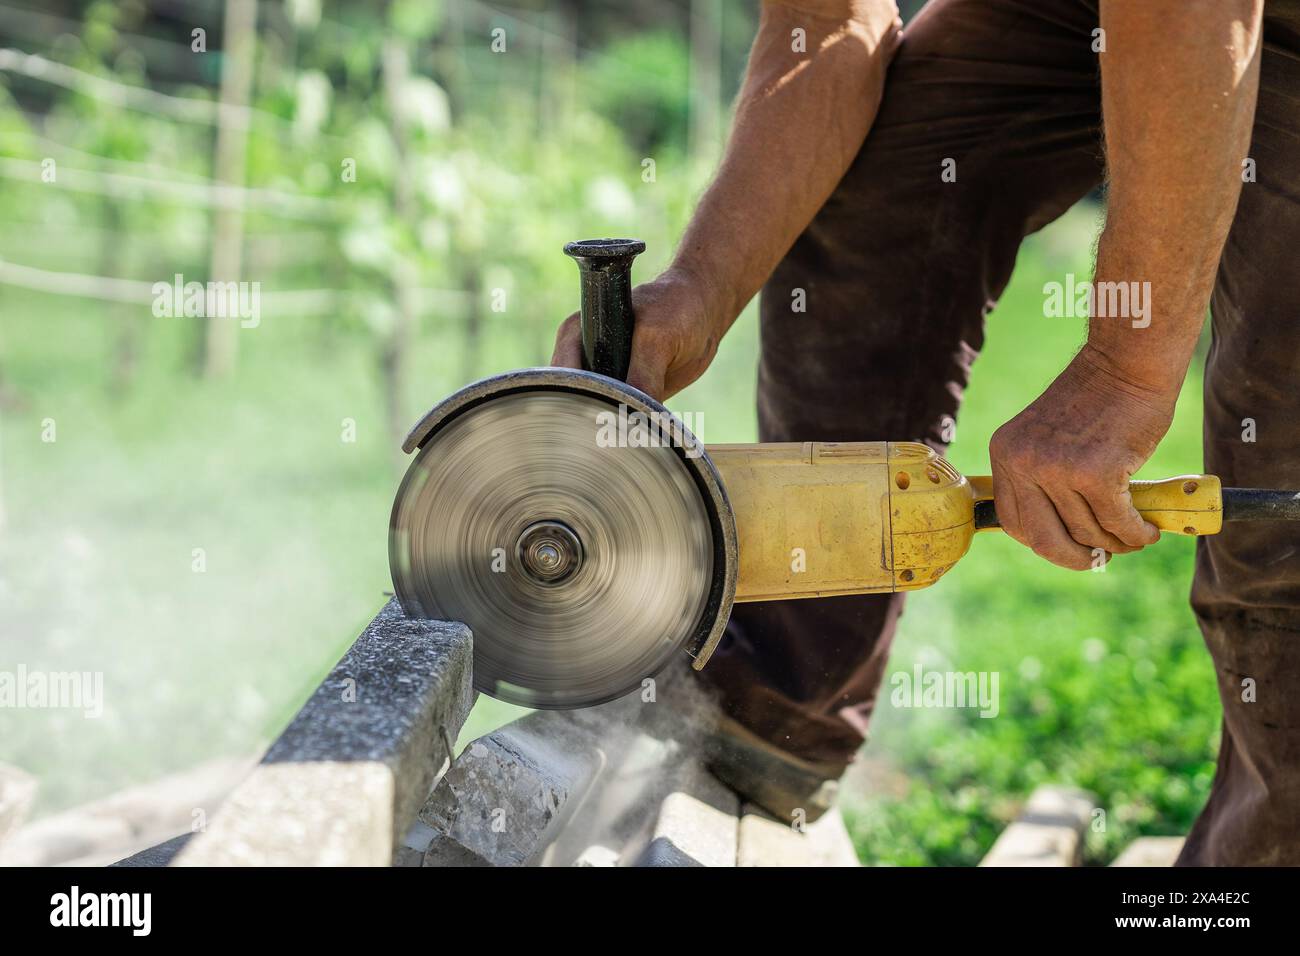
[635,836,706,867]
[111,834,194,867]
[736,803,859,867]
[979,785,1096,867]
[176,599,474,866]
[1111,836,1185,867]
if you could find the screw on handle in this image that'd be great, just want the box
[563,238,645,382]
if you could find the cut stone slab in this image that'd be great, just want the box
[640,783,739,867]
[421,704,612,866]
[980,785,1096,867]
[737,804,859,867]
[424,655,730,867]
[180,761,397,866]
[628,758,739,867]
[176,599,473,866]
[1111,836,1185,867]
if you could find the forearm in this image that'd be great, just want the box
[1088,0,1263,395]
[671,0,900,333]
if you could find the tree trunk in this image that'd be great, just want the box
[688,0,723,163]
[381,37,418,469]
[460,264,482,385]
[101,202,137,394]
[202,0,257,378]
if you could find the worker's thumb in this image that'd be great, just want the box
[626,361,666,403]
[549,313,583,369]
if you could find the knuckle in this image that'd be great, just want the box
[1101,512,1147,543]
[1026,531,1085,570]
[1043,546,1075,568]
[989,439,1016,465]
[995,449,1027,475]
[1073,479,1102,500]
[1073,466,1108,489]
[634,317,668,344]
[637,326,679,360]
[1064,523,1096,543]
[1088,496,1123,520]
[1024,530,1055,558]
[1032,455,1060,476]
[1112,527,1146,547]
[1042,463,1075,487]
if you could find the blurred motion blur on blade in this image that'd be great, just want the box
[389,371,721,709]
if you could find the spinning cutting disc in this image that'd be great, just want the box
[390,370,730,709]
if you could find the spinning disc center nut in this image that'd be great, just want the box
[517,521,583,585]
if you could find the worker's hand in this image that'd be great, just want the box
[551,266,722,402]
[988,346,1176,570]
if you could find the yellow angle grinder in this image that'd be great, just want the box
[390,239,1300,710]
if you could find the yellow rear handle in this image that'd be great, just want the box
[970,475,1224,536]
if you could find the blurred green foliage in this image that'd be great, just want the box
[581,31,690,156]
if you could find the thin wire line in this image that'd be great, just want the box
[0,157,343,220]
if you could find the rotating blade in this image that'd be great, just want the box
[390,388,713,708]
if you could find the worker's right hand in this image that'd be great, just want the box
[989,347,1170,570]
[550,266,722,402]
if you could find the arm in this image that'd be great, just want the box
[673,0,901,333]
[553,0,901,399]
[1090,0,1262,393]
[989,0,1264,569]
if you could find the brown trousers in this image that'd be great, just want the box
[701,0,1300,865]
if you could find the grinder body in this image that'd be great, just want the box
[715,440,970,601]
[711,441,1223,604]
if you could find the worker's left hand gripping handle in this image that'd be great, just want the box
[564,239,645,382]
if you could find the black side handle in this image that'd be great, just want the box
[563,238,645,382]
